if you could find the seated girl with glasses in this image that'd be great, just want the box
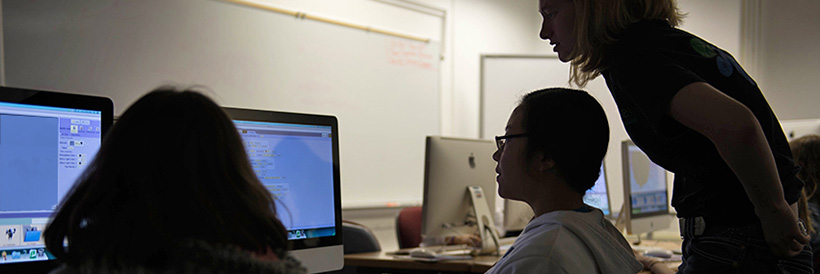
[486,87,641,274]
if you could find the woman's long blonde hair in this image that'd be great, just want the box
[568,0,685,87]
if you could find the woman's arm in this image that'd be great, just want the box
[668,82,808,257]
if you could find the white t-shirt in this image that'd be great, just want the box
[485,208,642,274]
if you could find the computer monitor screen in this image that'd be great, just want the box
[0,87,112,271]
[501,199,532,237]
[584,163,611,217]
[421,136,498,248]
[222,107,342,273]
[622,140,670,235]
[503,163,609,236]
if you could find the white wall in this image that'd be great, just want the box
[757,0,820,120]
[447,0,547,137]
[2,0,446,209]
[273,0,819,252]
[259,0,549,138]
[441,0,743,139]
[5,0,817,251]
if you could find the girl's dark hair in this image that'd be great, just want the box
[792,135,820,203]
[44,87,288,268]
[519,88,609,194]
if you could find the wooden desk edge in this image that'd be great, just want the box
[346,240,681,274]
[345,251,501,273]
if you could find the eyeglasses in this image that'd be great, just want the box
[495,133,528,150]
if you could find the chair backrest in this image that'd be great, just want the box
[342,220,381,254]
[395,206,423,249]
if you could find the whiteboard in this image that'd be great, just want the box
[2,0,440,208]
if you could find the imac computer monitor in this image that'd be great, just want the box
[223,107,343,273]
[622,140,670,235]
[501,199,532,237]
[421,136,499,253]
[584,163,611,217]
[504,163,609,235]
[0,87,113,272]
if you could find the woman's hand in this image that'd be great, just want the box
[634,251,675,274]
[757,202,810,257]
[446,234,482,248]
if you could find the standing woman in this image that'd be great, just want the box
[536,0,811,272]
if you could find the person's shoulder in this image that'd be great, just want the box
[513,220,577,255]
[608,20,693,64]
[47,265,72,274]
[621,20,687,40]
[496,230,598,274]
[490,255,573,274]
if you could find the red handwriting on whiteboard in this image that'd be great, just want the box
[387,39,435,70]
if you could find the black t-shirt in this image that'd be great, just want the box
[601,20,803,225]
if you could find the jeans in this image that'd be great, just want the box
[677,217,813,274]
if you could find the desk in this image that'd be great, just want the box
[632,239,683,273]
[345,241,682,274]
[344,251,498,274]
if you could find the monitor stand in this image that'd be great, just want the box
[614,202,627,232]
[467,186,501,255]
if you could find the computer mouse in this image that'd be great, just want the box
[409,248,438,259]
[644,249,673,259]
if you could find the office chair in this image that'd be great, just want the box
[342,220,381,254]
[322,221,381,274]
[395,206,423,249]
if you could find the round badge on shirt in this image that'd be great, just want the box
[690,38,717,58]
[716,54,734,77]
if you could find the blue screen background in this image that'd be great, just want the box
[0,115,58,212]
